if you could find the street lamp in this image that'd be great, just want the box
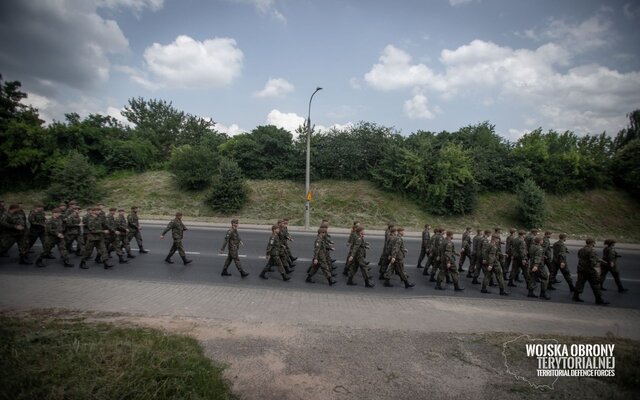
[305,87,322,230]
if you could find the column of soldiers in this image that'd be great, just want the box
[0,201,149,269]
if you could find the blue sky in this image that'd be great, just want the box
[1,0,639,140]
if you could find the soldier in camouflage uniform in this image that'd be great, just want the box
[277,220,296,271]
[458,227,472,272]
[105,207,129,264]
[79,207,113,269]
[429,228,445,282]
[542,231,553,282]
[379,226,398,279]
[260,225,290,281]
[343,221,360,276]
[383,227,415,288]
[35,208,73,268]
[282,218,298,264]
[127,206,149,254]
[601,239,627,293]
[26,204,47,254]
[508,230,529,287]
[306,227,336,285]
[467,229,483,278]
[472,230,491,284]
[161,212,192,265]
[416,223,431,269]
[0,204,31,264]
[378,223,394,274]
[15,202,30,257]
[527,236,550,299]
[573,239,608,305]
[480,234,509,295]
[82,207,91,248]
[548,233,574,292]
[503,228,516,280]
[64,205,84,256]
[347,226,375,287]
[116,209,136,259]
[525,229,538,258]
[436,231,464,291]
[219,219,249,277]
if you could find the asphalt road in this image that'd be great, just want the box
[1,225,638,309]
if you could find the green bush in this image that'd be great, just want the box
[168,145,219,190]
[611,138,640,197]
[103,137,159,172]
[206,158,248,214]
[516,178,546,228]
[45,151,103,207]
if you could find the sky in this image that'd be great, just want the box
[1,0,639,140]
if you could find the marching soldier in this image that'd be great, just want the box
[343,221,360,276]
[306,227,336,285]
[79,207,113,269]
[64,205,84,256]
[436,231,464,291]
[383,227,414,288]
[527,236,550,300]
[105,207,129,264]
[503,228,516,280]
[35,208,73,268]
[116,209,136,259]
[219,219,249,277]
[26,203,47,253]
[260,224,290,281]
[601,239,627,293]
[472,230,491,284]
[416,223,431,269]
[573,239,609,305]
[127,206,149,254]
[347,226,375,288]
[0,204,31,264]
[508,230,529,287]
[458,227,472,272]
[161,212,192,265]
[480,234,508,296]
[379,226,398,279]
[548,233,574,291]
[428,228,444,282]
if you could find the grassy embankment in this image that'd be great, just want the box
[3,170,640,242]
[0,314,235,400]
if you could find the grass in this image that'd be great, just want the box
[0,315,235,400]
[3,170,640,241]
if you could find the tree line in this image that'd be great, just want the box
[1,75,639,221]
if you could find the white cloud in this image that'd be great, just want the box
[404,94,441,120]
[227,0,286,23]
[254,78,295,98]
[137,35,243,89]
[364,45,438,91]
[97,0,164,12]
[349,77,361,89]
[266,109,306,135]
[216,122,246,136]
[520,15,612,54]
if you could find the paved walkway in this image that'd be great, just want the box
[1,273,638,339]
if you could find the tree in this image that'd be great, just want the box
[168,145,220,190]
[121,97,218,159]
[206,158,249,214]
[516,179,546,228]
[611,138,640,197]
[45,152,103,207]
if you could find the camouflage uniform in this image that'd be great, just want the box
[573,243,607,304]
[80,213,111,268]
[429,231,444,281]
[472,234,490,281]
[527,243,550,298]
[348,233,374,287]
[343,229,359,276]
[220,227,248,276]
[480,239,507,294]
[64,212,84,255]
[437,236,463,290]
[162,218,189,262]
[384,233,413,288]
[105,213,124,257]
[550,239,574,291]
[116,213,134,257]
[127,210,147,253]
[307,232,334,283]
[260,233,288,279]
[0,210,29,262]
[503,231,516,277]
[36,215,71,267]
[467,231,483,276]
[601,242,625,292]
[416,227,431,268]
[508,234,530,286]
[458,230,472,271]
[26,208,46,252]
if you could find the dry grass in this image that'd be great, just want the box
[3,170,640,241]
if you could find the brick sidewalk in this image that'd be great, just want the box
[1,273,638,339]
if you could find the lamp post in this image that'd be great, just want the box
[305,87,322,230]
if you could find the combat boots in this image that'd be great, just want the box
[139,247,149,254]
[435,282,444,290]
[383,279,393,287]
[259,271,268,280]
[471,278,480,285]
[80,261,89,269]
[454,283,464,291]
[63,259,74,268]
[240,270,249,278]
[595,297,610,306]
[305,276,315,283]
[365,279,375,288]
[118,254,129,264]
[572,293,584,302]
[527,289,538,298]
[181,256,192,265]
[281,273,290,282]
[507,279,517,287]
[221,270,232,276]
[103,261,114,269]
[429,273,436,283]
[404,280,415,288]
[35,257,45,268]
[328,277,337,286]
[20,255,33,265]
[164,256,174,264]
[539,290,551,300]
[127,252,136,259]
[547,283,556,290]
[568,282,576,292]
[499,289,509,296]
[347,276,357,286]
[94,254,101,263]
